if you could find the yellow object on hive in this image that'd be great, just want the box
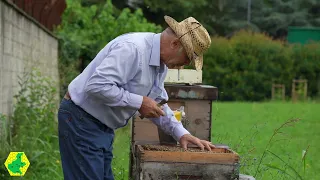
[174,111,182,122]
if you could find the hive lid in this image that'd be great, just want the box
[165,84,218,100]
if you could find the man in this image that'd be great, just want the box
[58,15,215,180]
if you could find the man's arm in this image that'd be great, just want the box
[148,82,190,142]
[84,42,143,110]
[149,73,215,151]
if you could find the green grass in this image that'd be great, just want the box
[211,101,319,180]
[112,125,131,180]
[1,99,318,179]
[112,101,319,180]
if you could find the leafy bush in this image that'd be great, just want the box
[203,30,320,101]
[0,68,62,179]
[290,43,320,99]
[55,0,162,98]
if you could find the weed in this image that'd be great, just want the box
[0,68,62,179]
[254,118,302,178]
[212,102,316,180]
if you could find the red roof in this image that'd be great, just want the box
[8,0,66,31]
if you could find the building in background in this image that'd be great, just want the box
[287,26,320,44]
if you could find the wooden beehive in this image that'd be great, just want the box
[132,84,218,143]
[129,84,240,179]
[133,145,240,180]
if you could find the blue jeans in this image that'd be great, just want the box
[58,98,115,180]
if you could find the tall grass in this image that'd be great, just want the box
[0,68,62,179]
[0,113,11,179]
[212,102,317,180]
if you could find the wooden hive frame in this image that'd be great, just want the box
[129,84,241,179]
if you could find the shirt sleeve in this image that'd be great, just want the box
[84,42,143,110]
[148,77,190,141]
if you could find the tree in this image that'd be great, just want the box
[250,0,320,38]
[55,0,161,98]
[117,0,320,39]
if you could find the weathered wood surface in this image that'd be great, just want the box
[133,117,160,142]
[138,162,239,180]
[132,145,240,180]
[183,100,211,140]
[132,99,212,143]
[137,145,239,165]
[130,84,222,180]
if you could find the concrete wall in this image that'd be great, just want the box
[0,0,59,117]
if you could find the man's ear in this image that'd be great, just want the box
[170,38,180,49]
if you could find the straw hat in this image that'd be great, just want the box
[164,15,211,71]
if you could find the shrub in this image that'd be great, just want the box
[203,30,319,101]
[55,0,162,99]
[290,43,320,98]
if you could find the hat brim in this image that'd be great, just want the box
[193,55,203,71]
[164,16,203,71]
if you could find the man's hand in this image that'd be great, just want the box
[179,134,215,151]
[138,96,165,118]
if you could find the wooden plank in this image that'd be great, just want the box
[132,99,212,143]
[133,118,159,142]
[139,162,239,180]
[141,151,239,164]
[167,100,185,110]
[138,146,239,165]
[185,100,211,141]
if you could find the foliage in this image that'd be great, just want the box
[290,43,320,99]
[253,0,320,38]
[203,30,320,101]
[129,0,208,29]
[122,0,320,38]
[55,0,162,98]
[0,68,62,179]
[55,0,320,101]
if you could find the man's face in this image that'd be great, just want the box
[165,40,191,69]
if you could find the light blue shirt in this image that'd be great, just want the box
[68,32,190,141]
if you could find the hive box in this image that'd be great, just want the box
[133,145,240,180]
[129,84,240,179]
[132,84,218,143]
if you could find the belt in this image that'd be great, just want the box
[64,91,71,100]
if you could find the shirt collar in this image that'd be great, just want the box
[149,33,165,73]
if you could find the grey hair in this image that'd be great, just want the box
[165,27,178,37]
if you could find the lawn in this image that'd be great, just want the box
[112,101,319,180]
[211,102,318,180]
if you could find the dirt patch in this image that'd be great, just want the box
[141,144,228,153]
